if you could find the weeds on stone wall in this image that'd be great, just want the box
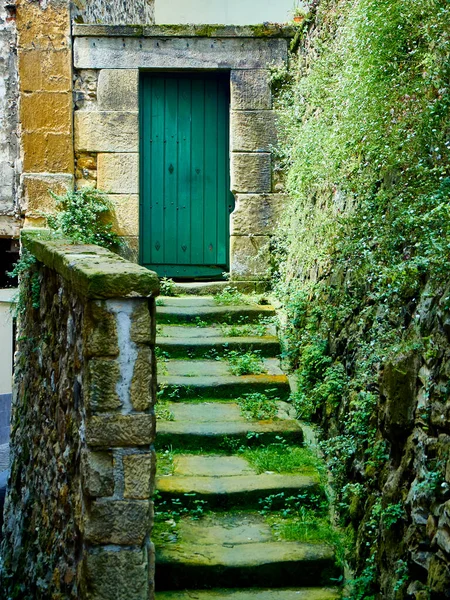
[44,187,122,250]
[272,0,450,596]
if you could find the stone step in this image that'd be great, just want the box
[156,299,275,324]
[159,358,290,399]
[155,513,339,590]
[156,588,342,600]
[157,470,320,508]
[156,402,303,449]
[157,325,280,358]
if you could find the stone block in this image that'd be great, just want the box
[231,110,277,153]
[84,500,150,545]
[22,132,74,173]
[230,235,271,281]
[231,153,271,194]
[84,301,119,358]
[19,49,72,93]
[108,194,139,237]
[231,194,286,235]
[81,450,114,497]
[87,358,122,412]
[75,111,139,152]
[21,173,74,219]
[124,453,155,499]
[97,69,139,111]
[83,547,150,600]
[21,91,72,134]
[130,302,153,345]
[130,347,153,412]
[74,36,288,70]
[97,153,139,194]
[230,69,272,110]
[86,414,155,447]
[0,216,21,238]
[17,1,71,51]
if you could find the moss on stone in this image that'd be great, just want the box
[22,229,160,299]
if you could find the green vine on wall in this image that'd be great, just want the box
[272,0,450,596]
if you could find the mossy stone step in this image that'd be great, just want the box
[157,326,280,358]
[157,471,320,508]
[164,358,283,377]
[156,402,303,449]
[156,299,275,324]
[156,588,342,600]
[159,359,289,399]
[156,523,339,590]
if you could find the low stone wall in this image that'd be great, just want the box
[1,231,159,599]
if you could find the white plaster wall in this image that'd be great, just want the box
[0,290,14,395]
[155,0,294,25]
[0,4,19,236]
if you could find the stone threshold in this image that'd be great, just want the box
[72,23,296,39]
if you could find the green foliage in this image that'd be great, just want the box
[237,391,278,421]
[159,277,177,296]
[242,441,323,474]
[44,186,122,249]
[227,350,265,376]
[8,250,40,314]
[220,322,268,337]
[213,286,248,306]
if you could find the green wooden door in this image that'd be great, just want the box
[140,72,232,278]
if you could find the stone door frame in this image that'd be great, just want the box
[72,24,292,282]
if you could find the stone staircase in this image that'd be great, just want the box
[154,296,342,599]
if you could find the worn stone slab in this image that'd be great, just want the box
[172,281,270,295]
[156,588,342,600]
[173,455,255,477]
[22,230,159,299]
[163,402,295,423]
[157,417,302,449]
[157,334,279,359]
[156,537,338,589]
[231,152,271,193]
[231,194,286,236]
[75,111,138,152]
[156,303,275,324]
[159,373,289,400]
[98,153,139,193]
[178,513,273,545]
[230,235,271,280]
[230,69,272,110]
[164,358,283,377]
[230,111,277,152]
[97,68,139,110]
[157,473,320,506]
[73,24,296,39]
[74,36,288,70]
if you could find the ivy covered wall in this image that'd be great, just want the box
[274,1,450,597]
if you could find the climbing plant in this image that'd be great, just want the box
[44,186,122,250]
[273,0,450,595]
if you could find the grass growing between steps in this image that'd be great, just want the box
[237,392,278,420]
[242,443,324,475]
[227,350,266,376]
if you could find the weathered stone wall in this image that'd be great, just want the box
[306,279,450,597]
[0,1,20,238]
[72,24,290,279]
[16,0,74,227]
[1,231,159,599]
[71,0,155,25]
